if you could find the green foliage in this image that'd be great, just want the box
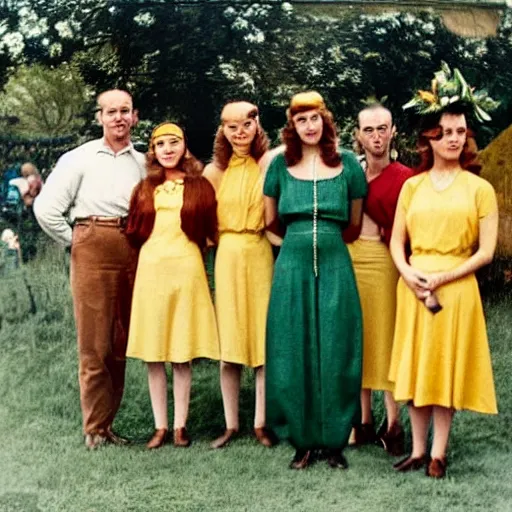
[0,63,91,137]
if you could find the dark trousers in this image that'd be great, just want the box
[70,222,137,434]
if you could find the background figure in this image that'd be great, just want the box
[34,89,145,449]
[204,101,274,449]
[9,162,43,207]
[264,91,367,470]
[0,228,22,274]
[390,76,498,478]
[345,104,413,455]
[125,122,219,449]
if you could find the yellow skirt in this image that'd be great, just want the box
[348,238,398,391]
[214,232,273,367]
[389,267,497,414]
[126,242,219,363]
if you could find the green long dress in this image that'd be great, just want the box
[264,150,367,450]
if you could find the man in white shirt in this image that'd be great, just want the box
[34,89,145,449]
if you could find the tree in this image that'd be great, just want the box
[0,63,91,137]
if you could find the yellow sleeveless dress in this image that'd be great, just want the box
[126,180,219,363]
[389,171,497,414]
[214,154,273,367]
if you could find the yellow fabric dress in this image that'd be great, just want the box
[389,171,498,414]
[214,154,273,367]
[348,238,398,391]
[126,180,219,363]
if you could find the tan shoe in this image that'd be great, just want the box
[210,428,238,449]
[173,427,191,448]
[254,427,277,448]
[105,427,129,446]
[146,428,168,450]
[85,433,108,450]
[426,457,448,479]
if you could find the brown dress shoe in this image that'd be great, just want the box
[210,428,238,449]
[289,449,314,470]
[254,427,276,448]
[85,433,108,450]
[173,427,191,447]
[146,428,168,449]
[393,454,429,472]
[426,457,447,479]
[379,422,405,456]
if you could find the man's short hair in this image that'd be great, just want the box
[357,103,393,128]
[96,89,133,113]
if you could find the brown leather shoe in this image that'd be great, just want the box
[426,457,447,479]
[173,427,191,448]
[379,422,405,456]
[254,427,277,448]
[289,449,314,470]
[146,428,168,449]
[393,454,429,472]
[85,433,108,450]
[210,428,238,449]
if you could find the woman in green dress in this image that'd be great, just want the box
[263,91,367,469]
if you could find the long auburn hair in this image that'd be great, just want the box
[416,108,481,174]
[282,107,341,167]
[212,107,269,170]
[126,126,218,249]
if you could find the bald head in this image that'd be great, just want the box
[96,89,137,149]
[96,89,133,113]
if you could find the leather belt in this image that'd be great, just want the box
[74,216,127,228]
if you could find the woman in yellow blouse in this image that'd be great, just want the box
[389,102,498,478]
[204,102,275,448]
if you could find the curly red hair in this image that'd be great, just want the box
[282,107,341,168]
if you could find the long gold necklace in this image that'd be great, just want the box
[312,155,318,278]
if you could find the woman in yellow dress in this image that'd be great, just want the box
[204,102,275,448]
[389,73,499,478]
[125,122,219,449]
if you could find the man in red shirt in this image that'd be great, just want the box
[345,104,413,455]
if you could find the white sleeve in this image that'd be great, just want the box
[33,152,83,247]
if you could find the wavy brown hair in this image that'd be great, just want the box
[282,107,341,167]
[416,109,481,175]
[212,107,270,170]
[125,126,218,249]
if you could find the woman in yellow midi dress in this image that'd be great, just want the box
[126,123,219,449]
[204,102,275,448]
[389,104,498,478]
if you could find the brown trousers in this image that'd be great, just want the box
[70,222,137,435]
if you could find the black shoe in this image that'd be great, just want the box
[289,449,314,470]
[326,449,348,469]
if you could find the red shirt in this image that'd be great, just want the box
[343,161,413,246]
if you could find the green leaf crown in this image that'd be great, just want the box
[402,62,499,123]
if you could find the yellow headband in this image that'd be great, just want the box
[151,123,184,143]
[289,91,326,116]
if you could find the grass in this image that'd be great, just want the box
[0,245,511,512]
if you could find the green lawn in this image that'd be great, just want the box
[0,249,511,512]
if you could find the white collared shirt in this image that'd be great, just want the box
[34,138,146,247]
